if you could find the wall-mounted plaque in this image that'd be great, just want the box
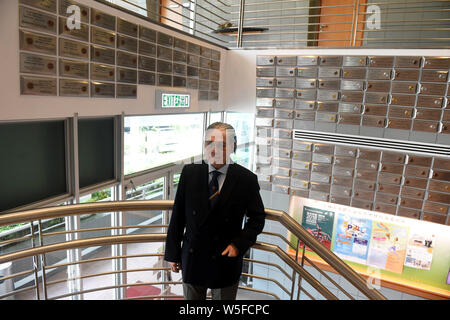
[187,66,199,77]
[91,27,116,48]
[157,46,173,60]
[117,34,137,52]
[59,38,88,59]
[138,56,156,71]
[211,50,220,61]
[91,81,115,98]
[117,84,137,98]
[20,76,57,96]
[59,17,89,41]
[187,42,200,55]
[210,81,219,91]
[116,67,137,83]
[117,51,137,68]
[366,81,390,92]
[210,71,220,81]
[173,76,186,88]
[200,57,210,69]
[200,46,211,58]
[139,41,156,57]
[199,90,209,100]
[157,60,172,74]
[138,71,155,85]
[91,45,115,65]
[117,18,138,37]
[20,6,57,34]
[91,9,115,31]
[59,79,89,97]
[59,59,89,79]
[187,54,199,67]
[139,26,156,42]
[211,60,220,71]
[157,74,172,87]
[173,63,186,76]
[90,63,115,81]
[174,38,187,51]
[20,52,56,75]
[20,0,57,13]
[187,78,198,89]
[199,80,209,90]
[209,91,219,101]
[20,30,57,55]
[59,0,89,23]
[173,50,187,63]
[157,32,173,47]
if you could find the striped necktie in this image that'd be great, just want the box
[209,170,222,208]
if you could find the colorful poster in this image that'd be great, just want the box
[367,221,409,274]
[333,213,372,264]
[301,206,335,250]
[404,229,436,270]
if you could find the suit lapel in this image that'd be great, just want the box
[216,163,240,209]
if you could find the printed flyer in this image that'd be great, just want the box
[404,229,436,270]
[333,213,372,265]
[367,221,409,274]
[301,206,335,250]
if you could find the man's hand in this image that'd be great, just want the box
[169,262,181,273]
[221,244,239,257]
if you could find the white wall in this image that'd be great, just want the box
[0,0,228,121]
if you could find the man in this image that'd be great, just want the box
[164,122,266,300]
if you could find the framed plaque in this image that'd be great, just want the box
[20,76,57,96]
[139,26,156,42]
[157,74,172,86]
[138,71,155,85]
[20,52,56,75]
[117,34,138,52]
[138,56,156,71]
[157,32,173,47]
[20,30,57,55]
[59,0,89,22]
[209,91,219,100]
[20,6,57,34]
[157,46,173,60]
[59,17,89,41]
[173,76,186,88]
[59,59,89,79]
[157,60,172,74]
[187,66,199,77]
[91,9,116,31]
[117,51,137,68]
[91,63,115,81]
[117,84,137,98]
[199,80,209,90]
[91,45,115,65]
[59,38,88,59]
[173,63,187,76]
[174,38,187,51]
[187,54,199,67]
[173,50,187,63]
[200,46,211,58]
[59,79,89,97]
[211,50,221,61]
[210,71,220,81]
[91,27,116,48]
[187,78,198,89]
[187,42,200,55]
[91,81,115,98]
[116,67,137,83]
[139,41,156,57]
[211,60,220,71]
[117,18,138,37]
[20,0,57,13]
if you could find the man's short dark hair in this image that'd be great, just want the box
[206,122,237,149]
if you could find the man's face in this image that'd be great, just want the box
[204,128,234,168]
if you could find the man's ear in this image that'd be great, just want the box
[234,141,237,153]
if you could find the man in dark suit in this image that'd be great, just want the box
[164,122,266,300]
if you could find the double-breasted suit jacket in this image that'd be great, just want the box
[164,161,266,288]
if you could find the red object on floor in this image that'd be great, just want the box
[126,282,183,300]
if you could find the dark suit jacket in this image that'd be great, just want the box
[164,161,266,288]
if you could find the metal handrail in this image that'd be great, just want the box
[0,200,386,300]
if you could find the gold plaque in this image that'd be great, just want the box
[20,0,57,13]
[139,26,156,42]
[59,59,89,79]
[117,67,137,83]
[117,84,137,99]
[91,63,115,81]
[91,45,115,65]
[91,27,116,48]
[20,52,57,75]
[59,79,89,97]
[59,17,89,41]
[117,18,138,37]
[59,0,89,23]
[59,38,88,59]
[117,51,137,68]
[91,81,115,98]
[117,34,138,52]
[20,76,57,96]
[19,6,56,33]
[91,9,116,31]
[20,30,57,55]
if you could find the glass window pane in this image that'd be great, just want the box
[209,112,222,125]
[124,114,205,175]
[225,112,255,145]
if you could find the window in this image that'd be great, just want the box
[225,112,255,169]
[124,114,205,175]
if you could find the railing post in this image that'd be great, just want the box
[29,221,40,300]
[351,0,361,46]
[37,220,48,300]
[237,0,246,48]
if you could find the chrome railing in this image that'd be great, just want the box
[98,0,450,49]
[0,200,386,300]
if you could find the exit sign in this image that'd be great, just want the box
[162,93,190,108]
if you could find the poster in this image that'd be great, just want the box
[367,221,409,274]
[301,206,335,250]
[404,229,436,270]
[333,213,372,264]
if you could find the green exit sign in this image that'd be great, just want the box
[162,93,190,108]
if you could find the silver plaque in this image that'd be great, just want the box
[138,71,155,85]
[117,67,137,83]
[275,99,294,108]
[20,53,56,75]
[91,63,115,81]
[91,27,116,48]
[296,89,316,100]
[174,38,187,51]
[157,73,172,86]
[297,67,318,78]
[276,67,296,77]
[342,68,366,79]
[173,50,187,63]
[173,63,187,76]
[339,103,361,113]
[277,56,297,66]
[157,46,173,60]
[117,51,137,68]
[117,35,138,52]
[317,102,338,112]
[276,78,295,88]
[341,91,363,103]
[139,41,156,57]
[257,108,274,117]
[59,0,89,23]
[295,100,316,110]
[211,50,221,61]
[59,59,88,79]
[20,6,56,34]
[91,45,115,65]
[20,30,57,55]
[208,91,219,101]
[157,60,173,74]
[256,78,275,87]
[416,96,443,108]
[20,76,57,96]
[421,70,448,82]
[295,111,315,121]
[139,26,156,42]
[419,83,446,96]
[365,92,389,104]
[21,0,57,13]
[413,120,439,133]
[296,79,316,89]
[91,9,116,31]
[91,81,115,98]
[187,78,198,89]
[395,56,421,68]
[256,98,273,107]
[138,56,156,71]
[59,38,88,59]
[316,112,337,123]
[341,80,363,91]
[343,56,367,67]
[318,79,340,90]
[362,116,386,128]
[59,79,89,97]
[338,114,361,125]
[157,32,173,47]
[211,60,220,71]
[367,69,392,80]
[297,56,318,66]
[393,69,419,81]
[320,56,342,66]
[318,67,340,78]
[210,71,220,82]
[117,84,137,99]
[317,90,339,101]
[199,80,209,90]
[199,68,209,80]
[188,54,200,67]
[59,17,89,41]
[200,57,210,69]
[257,67,275,77]
[117,18,138,37]
[368,56,394,68]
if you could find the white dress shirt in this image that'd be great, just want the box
[208,160,232,192]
